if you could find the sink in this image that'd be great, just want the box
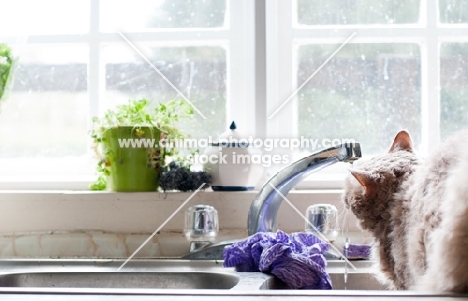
[330,271,386,290]
[0,259,268,291]
[262,260,387,290]
[0,272,239,289]
[262,271,386,290]
[0,259,401,292]
[0,259,384,291]
[0,259,466,300]
[329,260,386,290]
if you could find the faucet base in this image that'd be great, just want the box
[189,241,212,253]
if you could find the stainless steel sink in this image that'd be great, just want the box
[261,260,387,290]
[0,259,269,291]
[0,271,239,289]
[0,259,466,300]
[262,271,386,290]
[0,259,384,291]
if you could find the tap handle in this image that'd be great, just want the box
[184,205,219,242]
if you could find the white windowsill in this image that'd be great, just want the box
[0,177,95,191]
[0,168,348,191]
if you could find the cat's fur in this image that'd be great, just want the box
[342,129,468,292]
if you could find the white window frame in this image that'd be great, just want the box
[2,0,468,191]
[0,0,257,190]
[265,0,468,189]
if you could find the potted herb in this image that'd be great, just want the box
[90,98,194,191]
[0,44,16,105]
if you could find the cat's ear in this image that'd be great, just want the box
[389,130,413,152]
[349,169,376,197]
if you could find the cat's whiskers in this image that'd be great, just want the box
[335,202,349,237]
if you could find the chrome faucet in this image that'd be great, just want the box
[248,142,361,235]
[182,142,362,260]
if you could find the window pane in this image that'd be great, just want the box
[440,43,468,139]
[0,44,88,158]
[439,0,468,23]
[0,0,89,35]
[100,0,227,31]
[101,44,227,139]
[296,0,421,26]
[297,43,421,155]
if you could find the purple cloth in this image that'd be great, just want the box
[344,244,371,259]
[223,230,332,290]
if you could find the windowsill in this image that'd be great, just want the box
[0,173,347,191]
[0,178,95,190]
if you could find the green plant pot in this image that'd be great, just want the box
[103,126,163,192]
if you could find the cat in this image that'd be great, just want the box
[342,129,468,292]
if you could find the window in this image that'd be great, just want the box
[0,0,255,189]
[266,0,468,187]
[0,0,467,190]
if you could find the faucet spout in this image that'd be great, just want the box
[247,142,361,236]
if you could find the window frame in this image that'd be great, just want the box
[266,0,468,189]
[0,0,257,190]
[1,0,468,191]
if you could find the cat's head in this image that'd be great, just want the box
[342,130,419,225]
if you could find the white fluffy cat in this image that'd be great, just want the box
[343,129,468,292]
